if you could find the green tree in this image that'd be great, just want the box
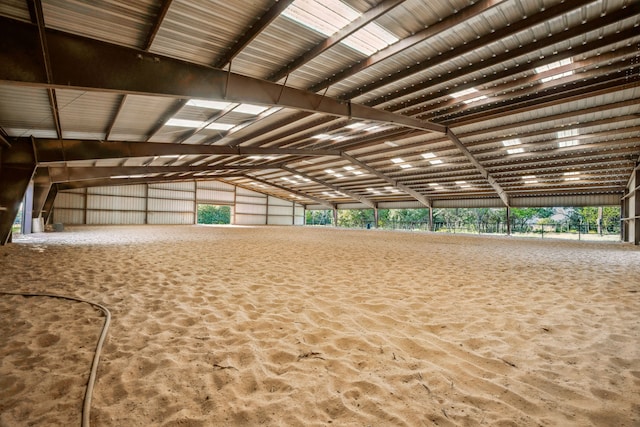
[306,210,333,225]
[337,209,374,228]
[197,205,231,224]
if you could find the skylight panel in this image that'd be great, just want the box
[430,159,444,165]
[390,158,404,164]
[558,140,579,147]
[346,122,366,129]
[507,148,525,154]
[557,128,578,138]
[233,104,269,115]
[283,0,397,56]
[399,164,413,169]
[451,88,478,98]
[535,58,573,83]
[502,138,521,147]
[314,133,331,139]
[463,95,488,104]
[166,118,204,128]
[206,123,235,131]
[343,166,355,171]
[421,152,436,159]
[187,99,232,110]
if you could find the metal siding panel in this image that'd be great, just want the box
[148,188,194,200]
[147,198,193,212]
[269,205,293,216]
[88,185,147,197]
[267,196,291,207]
[236,187,266,197]
[87,210,145,225]
[54,192,85,209]
[196,189,235,203]
[197,180,235,191]
[54,209,84,224]
[147,212,194,224]
[268,215,292,225]
[235,203,267,215]
[235,214,266,225]
[235,195,266,205]
[87,194,146,211]
[151,181,195,191]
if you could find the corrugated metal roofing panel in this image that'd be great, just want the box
[149,0,272,67]
[0,86,57,138]
[42,0,160,49]
[110,95,178,142]
[0,0,30,21]
[56,89,121,140]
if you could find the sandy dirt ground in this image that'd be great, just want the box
[0,225,639,426]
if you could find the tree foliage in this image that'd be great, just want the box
[197,204,231,224]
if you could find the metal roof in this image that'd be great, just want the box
[1,0,639,209]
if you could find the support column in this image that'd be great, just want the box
[33,167,52,223]
[23,180,34,234]
[42,184,58,225]
[0,139,38,245]
[634,168,640,245]
[333,207,338,227]
[429,206,434,232]
[506,206,511,236]
[373,206,379,229]
[620,196,627,243]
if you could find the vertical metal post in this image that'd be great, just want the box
[634,169,640,245]
[506,206,511,236]
[333,207,338,227]
[429,206,434,232]
[620,197,626,243]
[374,206,379,229]
[193,180,198,225]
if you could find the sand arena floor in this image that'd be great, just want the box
[0,225,639,426]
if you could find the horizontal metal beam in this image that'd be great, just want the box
[45,164,284,183]
[281,166,376,209]
[246,176,334,209]
[30,138,341,164]
[341,153,431,208]
[0,16,445,134]
[446,129,510,207]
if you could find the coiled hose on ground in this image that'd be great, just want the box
[0,291,111,427]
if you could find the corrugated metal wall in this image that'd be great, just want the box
[52,180,302,226]
[624,170,638,244]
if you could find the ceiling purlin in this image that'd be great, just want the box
[104,1,175,145]
[269,0,407,82]
[281,166,376,208]
[375,9,639,112]
[406,46,640,119]
[47,164,283,183]
[439,76,639,127]
[33,0,62,140]
[56,175,242,190]
[307,0,504,94]
[341,153,432,208]
[243,175,334,208]
[332,0,588,100]
[214,0,296,70]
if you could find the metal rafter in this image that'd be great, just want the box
[243,175,334,209]
[308,0,504,94]
[45,164,286,183]
[0,16,444,134]
[214,0,296,69]
[281,166,376,208]
[341,152,431,208]
[376,9,638,112]
[269,0,407,82]
[31,138,342,164]
[143,0,174,51]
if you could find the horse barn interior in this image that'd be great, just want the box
[1,0,640,426]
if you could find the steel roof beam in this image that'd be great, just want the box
[281,166,376,208]
[269,0,407,82]
[31,138,342,164]
[143,0,174,50]
[341,153,431,208]
[325,0,587,99]
[377,8,638,112]
[446,129,510,207]
[56,175,243,190]
[244,176,334,209]
[214,0,295,69]
[0,16,445,134]
[45,164,285,183]
[308,0,503,94]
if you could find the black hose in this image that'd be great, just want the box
[0,291,111,427]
